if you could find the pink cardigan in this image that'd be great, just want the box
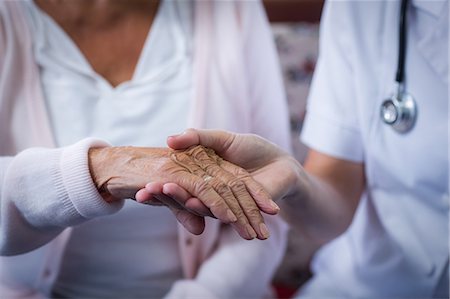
[0,1,291,298]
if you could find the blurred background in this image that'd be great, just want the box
[263,1,324,297]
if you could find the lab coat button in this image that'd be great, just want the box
[186,238,192,246]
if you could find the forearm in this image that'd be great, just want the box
[280,158,359,245]
[0,139,122,255]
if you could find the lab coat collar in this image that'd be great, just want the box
[413,0,449,84]
[412,0,447,18]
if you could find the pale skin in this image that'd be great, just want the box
[35,0,278,240]
[138,129,366,245]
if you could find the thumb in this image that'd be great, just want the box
[167,129,236,157]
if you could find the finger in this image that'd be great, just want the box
[145,182,188,211]
[174,172,241,224]
[189,147,264,239]
[220,160,280,215]
[170,151,238,224]
[172,149,257,239]
[135,183,166,206]
[163,183,212,217]
[208,176,257,240]
[135,182,164,203]
[135,188,153,202]
[139,182,188,211]
[135,189,165,206]
[154,193,186,211]
[219,176,268,240]
[138,186,205,234]
[168,207,205,235]
[141,182,203,214]
[197,159,267,239]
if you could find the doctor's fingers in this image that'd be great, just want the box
[136,182,208,219]
[139,182,212,217]
[135,185,205,235]
[149,179,264,240]
[171,150,258,240]
[135,182,165,205]
[159,194,205,235]
[162,183,212,217]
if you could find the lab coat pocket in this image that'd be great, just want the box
[372,190,442,290]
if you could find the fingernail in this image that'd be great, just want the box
[169,131,189,139]
[259,223,270,239]
[246,224,257,239]
[271,201,280,211]
[227,210,238,222]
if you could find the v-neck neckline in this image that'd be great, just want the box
[28,0,185,92]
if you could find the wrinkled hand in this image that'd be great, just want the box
[137,128,300,212]
[166,129,302,205]
[89,145,278,239]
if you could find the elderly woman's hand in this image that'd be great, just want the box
[89,145,278,240]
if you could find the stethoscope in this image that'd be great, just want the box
[380,0,417,133]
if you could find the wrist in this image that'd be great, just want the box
[88,146,118,202]
[283,155,306,199]
[58,138,123,219]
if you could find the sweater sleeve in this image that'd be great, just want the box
[0,138,124,256]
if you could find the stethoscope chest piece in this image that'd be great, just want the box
[380,0,417,134]
[381,91,417,133]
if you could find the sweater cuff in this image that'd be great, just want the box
[58,138,124,221]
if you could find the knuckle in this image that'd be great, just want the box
[171,152,190,164]
[254,185,269,198]
[227,166,250,178]
[194,181,212,198]
[246,206,263,218]
[229,179,246,192]
[232,209,246,222]
[208,201,228,216]
[204,164,220,175]
[236,168,250,177]
[214,182,232,196]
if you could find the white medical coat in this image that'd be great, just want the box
[300,0,449,297]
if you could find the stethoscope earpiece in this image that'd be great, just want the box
[381,92,417,133]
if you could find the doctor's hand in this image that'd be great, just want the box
[166,129,302,203]
[89,145,277,240]
[160,129,365,245]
